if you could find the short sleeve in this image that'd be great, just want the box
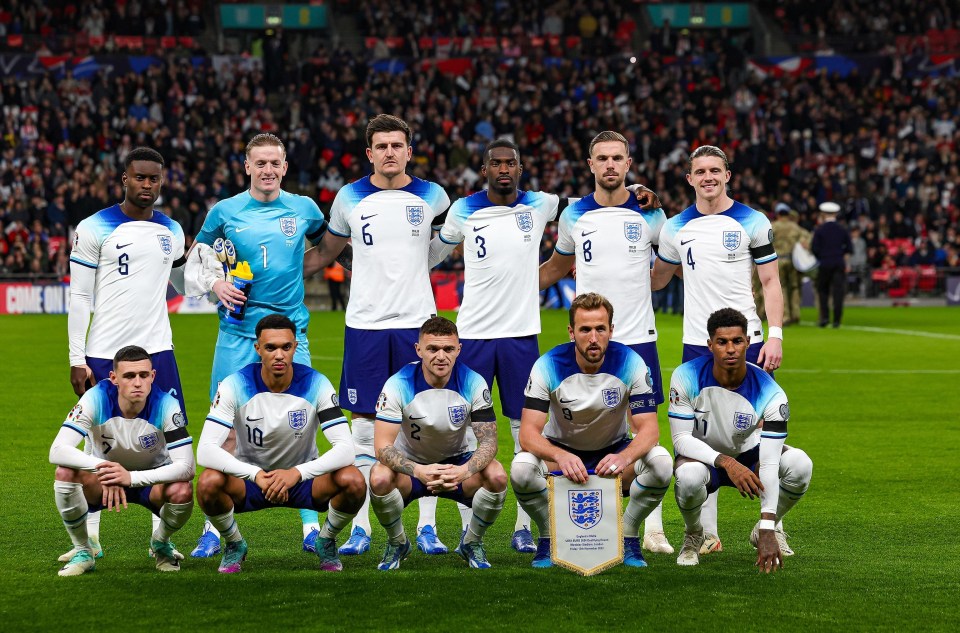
[206,376,239,428]
[667,370,695,421]
[555,208,575,255]
[524,357,552,402]
[646,209,667,246]
[430,184,451,218]
[749,213,777,264]
[328,187,352,237]
[439,198,466,245]
[194,204,224,246]
[315,375,347,429]
[760,386,789,436]
[170,220,186,259]
[374,375,404,423]
[69,220,101,269]
[62,389,98,437]
[657,221,680,264]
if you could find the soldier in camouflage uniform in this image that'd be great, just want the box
[771,204,810,325]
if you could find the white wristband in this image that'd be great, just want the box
[768,326,783,340]
[758,519,776,531]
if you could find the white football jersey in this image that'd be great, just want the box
[61,379,190,471]
[668,355,789,458]
[556,194,666,344]
[376,361,495,464]
[657,201,777,346]
[524,342,655,451]
[69,204,185,360]
[205,363,346,472]
[439,190,559,338]
[329,176,450,329]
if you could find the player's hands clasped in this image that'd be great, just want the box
[556,452,589,484]
[96,461,132,487]
[755,528,783,574]
[212,279,247,311]
[416,464,464,493]
[257,468,301,503]
[718,455,763,499]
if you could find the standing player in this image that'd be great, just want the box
[369,317,506,570]
[669,308,812,568]
[510,293,673,568]
[304,114,452,556]
[187,133,331,557]
[65,147,188,562]
[50,346,194,576]
[427,138,565,553]
[195,315,366,573]
[653,145,785,553]
[538,131,674,555]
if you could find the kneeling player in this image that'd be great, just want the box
[196,315,365,573]
[510,293,673,569]
[370,317,507,570]
[50,345,195,576]
[670,308,812,571]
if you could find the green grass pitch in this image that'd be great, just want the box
[1,307,958,631]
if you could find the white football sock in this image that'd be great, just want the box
[701,490,720,536]
[370,489,406,545]
[208,509,242,543]
[674,461,710,534]
[464,488,505,544]
[153,502,194,542]
[510,453,550,538]
[54,481,90,550]
[624,449,672,536]
[457,502,472,531]
[417,495,437,530]
[320,506,355,540]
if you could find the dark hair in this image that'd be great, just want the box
[113,345,151,369]
[419,315,458,338]
[706,308,748,338]
[365,114,412,147]
[484,138,520,163]
[569,292,614,328]
[256,314,297,337]
[688,145,730,173]
[588,131,628,157]
[245,133,286,159]
[123,147,164,170]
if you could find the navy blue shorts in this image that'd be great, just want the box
[88,350,187,422]
[547,437,633,472]
[405,452,474,508]
[682,341,770,376]
[237,479,329,514]
[627,341,665,406]
[704,445,760,494]
[88,485,159,514]
[340,326,420,413]
[460,335,539,419]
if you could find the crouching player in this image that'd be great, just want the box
[370,317,507,571]
[670,308,812,571]
[511,293,673,569]
[196,315,365,573]
[50,345,195,576]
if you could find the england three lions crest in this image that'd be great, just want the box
[733,411,755,430]
[624,222,642,243]
[288,409,308,431]
[602,387,621,408]
[279,217,297,237]
[568,490,602,530]
[723,230,742,251]
[406,205,424,226]
[157,235,173,255]
[139,432,159,450]
[448,404,467,427]
[515,211,533,233]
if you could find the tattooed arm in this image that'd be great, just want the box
[434,411,499,490]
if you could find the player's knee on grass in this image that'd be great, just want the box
[779,447,813,494]
[674,461,710,509]
[481,460,508,493]
[510,452,546,492]
[164,481,194,505]
[368,463,398,497]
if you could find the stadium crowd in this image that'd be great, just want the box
[1,2,958,292]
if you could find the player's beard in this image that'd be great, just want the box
[597,173,624,192]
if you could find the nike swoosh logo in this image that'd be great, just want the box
[559,398,577,404]
[473,225,489,232]
[116,243,132,249]
[245,416,263,422]
[694,409,708,414]
[410,415,426,420]
[581,230,597,237]
[101,435,114,440]
[234,227,251,233]
[680,239,695,245]
[360,214,378,220]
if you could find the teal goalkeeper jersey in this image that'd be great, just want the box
[196,190,327,338]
